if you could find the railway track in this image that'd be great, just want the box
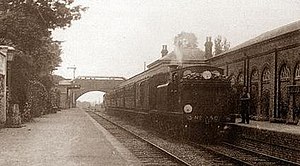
[229,136,300,164]
[192,141,300,166]
[88,110,300,165]
[87,111,191,166]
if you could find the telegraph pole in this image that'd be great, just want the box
[67,66,76,79]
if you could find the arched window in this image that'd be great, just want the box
[280,64,291,81]
[295,63,300,80]
[278,64,291,119]
[262,67,271,83]
[251,69,259,82]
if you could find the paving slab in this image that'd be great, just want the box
[0,108,141,166]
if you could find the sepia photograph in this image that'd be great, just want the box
[0,0,300,165]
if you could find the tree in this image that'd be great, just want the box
[0,0,87,120]
[0,0,87,75]
[214,35,230,56]
[174,32,198,48]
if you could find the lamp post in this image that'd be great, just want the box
[6,47,21,128]
[7,47,14,93]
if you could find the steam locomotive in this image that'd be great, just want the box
[104,65,234,141]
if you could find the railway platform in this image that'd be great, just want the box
[226,119,300,163]
[0,108,141,166]
[232,118,300,135]
[228,119,300,147]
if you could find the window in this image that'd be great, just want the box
[262,67,271,83]
[280,64,290,81]
[251,69,259,82]
[295,63,300,80]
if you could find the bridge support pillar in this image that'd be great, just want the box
[72,92,76,108]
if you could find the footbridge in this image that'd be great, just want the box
[72,76,126,100]
[59,76,126,108]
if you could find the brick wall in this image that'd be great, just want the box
[207,30,300,123]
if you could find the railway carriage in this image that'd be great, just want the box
[104,65,234,141]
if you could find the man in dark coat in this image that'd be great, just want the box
[239,87,250,124]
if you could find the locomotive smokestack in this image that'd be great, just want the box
[161,45,168,57]
[204,36,213,59]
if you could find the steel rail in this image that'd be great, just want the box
[241,136,300,153]
[90,111,191,166]
[191,140,300,166]
[223,141,300,166]
[190,142,253,166]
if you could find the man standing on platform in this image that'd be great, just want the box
[239,87,250,124]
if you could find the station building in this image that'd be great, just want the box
[206,20,300,124]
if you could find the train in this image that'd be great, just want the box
[104,64,235,142]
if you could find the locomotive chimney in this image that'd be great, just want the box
[204,36,213,59]
[161,45,168,57]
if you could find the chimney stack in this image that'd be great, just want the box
[161,45,168,57]
[204,36,213,59]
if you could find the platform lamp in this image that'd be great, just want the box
[6,46,15,101]
[7,47,15,93]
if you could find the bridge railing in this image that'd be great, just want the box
[76,76,126,81]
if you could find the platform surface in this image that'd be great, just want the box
[0,108,140,166]
[231,118,300,135]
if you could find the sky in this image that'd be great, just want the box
[52,0,300,102]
